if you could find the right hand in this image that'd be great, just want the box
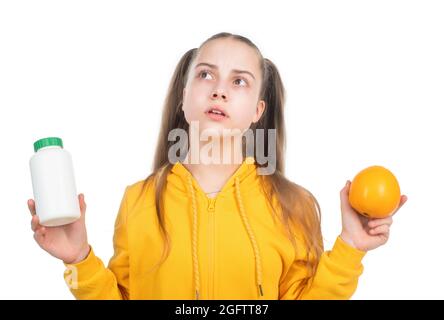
[28,194,90,264]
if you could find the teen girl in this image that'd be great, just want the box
[28,32,407,299]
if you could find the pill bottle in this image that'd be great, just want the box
[29,137,81,226]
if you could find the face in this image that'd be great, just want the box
[182,38,266,137]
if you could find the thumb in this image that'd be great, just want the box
[340,180,352,209]
[340,180,350,198]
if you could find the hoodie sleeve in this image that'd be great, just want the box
[63,187,130,300]
[279,236,367,300]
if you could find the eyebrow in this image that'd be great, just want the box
[195,62,256,80]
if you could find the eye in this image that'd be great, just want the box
[234,78,247,86]
[198,70,213,80]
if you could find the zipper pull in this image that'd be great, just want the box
[208,198,216,212]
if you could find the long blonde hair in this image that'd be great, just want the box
[141,32,323,277]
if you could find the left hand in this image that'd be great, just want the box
[339,180,408,252]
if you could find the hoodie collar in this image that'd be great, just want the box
[169,156,259,197]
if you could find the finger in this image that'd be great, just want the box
[79,193,87,216]
[33,227,46,244]
[391,195,408,216]
[397,195,408,209]
[368,216,393,228]
[341,180,351,194]
[376,232,390,243]
[27,199,36,216]
[369,224,390,235]
[35,226,46,237]
[358,213,369,225]
[31,215,41,232]
[340,181,352,207]
[400,195,408,207]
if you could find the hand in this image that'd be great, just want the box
[28,194,90,264]
[339,180,408,252]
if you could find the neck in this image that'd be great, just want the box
[182,136,244,195]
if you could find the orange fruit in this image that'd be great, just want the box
[348,166,401,219]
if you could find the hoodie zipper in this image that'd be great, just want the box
[207,197,216,300]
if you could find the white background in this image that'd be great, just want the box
[1,0,443,299]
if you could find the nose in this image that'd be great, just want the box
[211,89,227,101]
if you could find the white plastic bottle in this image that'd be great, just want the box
[29,137,81,226]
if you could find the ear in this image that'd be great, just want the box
[252,100,266,123]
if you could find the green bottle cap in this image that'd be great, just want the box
[33,137,63,152]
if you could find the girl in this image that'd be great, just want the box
[28,32,407,300]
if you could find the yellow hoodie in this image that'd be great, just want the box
[63,157,366,300]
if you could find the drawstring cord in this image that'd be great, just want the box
[187,175,201,300]
[185,174,264,299]
[235,177,264,297]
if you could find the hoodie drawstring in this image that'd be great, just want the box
[235,177,264,297]
[185,174,264,300]
[186,175,201,300]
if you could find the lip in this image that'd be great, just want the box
[204,105,229,121]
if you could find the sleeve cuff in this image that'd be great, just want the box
[328,236,367,269]
[63,246,105,283]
